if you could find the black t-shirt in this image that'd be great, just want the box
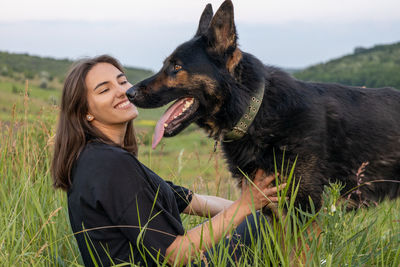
[67,142,193,266]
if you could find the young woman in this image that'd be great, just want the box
[51,55,285,266]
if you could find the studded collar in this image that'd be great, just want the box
[223,82,265,141]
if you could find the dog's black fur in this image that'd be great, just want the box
[127,0,400,210]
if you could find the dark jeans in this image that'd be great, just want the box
[192,211,269,266]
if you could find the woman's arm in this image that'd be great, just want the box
[182,194,233,217]
[165,170,286,265]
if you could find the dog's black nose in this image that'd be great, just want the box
[126,86,138,102]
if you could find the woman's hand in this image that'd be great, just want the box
[166,169,286,265]
[239,169,286,212]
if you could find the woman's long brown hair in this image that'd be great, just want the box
[51,55,138,191]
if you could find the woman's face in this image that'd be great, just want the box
[85,63,138,127]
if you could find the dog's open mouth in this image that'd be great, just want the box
[153,97,199,149]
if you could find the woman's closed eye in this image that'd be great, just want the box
[99,88,109,94]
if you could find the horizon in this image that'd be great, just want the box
[1,39,399,73]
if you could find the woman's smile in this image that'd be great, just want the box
[114,99,134,110]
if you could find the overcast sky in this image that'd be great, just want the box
[1,0,399,71]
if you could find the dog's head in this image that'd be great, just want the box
[127,0,243,148]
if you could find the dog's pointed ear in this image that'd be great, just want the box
[205,0,237,55]
[195,3,213,37]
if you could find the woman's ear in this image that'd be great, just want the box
[86,114,94,122]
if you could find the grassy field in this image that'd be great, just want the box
[1,81,400,266]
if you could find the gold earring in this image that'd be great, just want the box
[86,114,94,121]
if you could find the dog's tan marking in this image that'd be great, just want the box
[204,120,221,137]
[150,71,224,138]
[150,55,188,90]
[153,72,219,94]
[190,75,223,115]
[188,74,223,137]
[167,70,189,88]
[226,48,242,75]
[150,73,168,92]
[205,120,216,129]
[189,74,217,94]
[211,104,223,116]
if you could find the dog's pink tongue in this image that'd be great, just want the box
[152,99,186,149]
[153,116,168,149]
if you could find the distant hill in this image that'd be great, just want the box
[0,51,153,88]
[282,67,303,75]
[293,42,400,89]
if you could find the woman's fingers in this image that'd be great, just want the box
[263,173,276,186]
[241,170,288,208]
[254,169,277,182]
[240,175,288,209]
[266,196,279,202]
[254,169,279,187]
[265,196,289,203]
[241,177,245,192]
[265,183,287,195]
[254,169,265,181]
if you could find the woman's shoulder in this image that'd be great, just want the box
[74,142,142,177]
[71,142,146,191]
[83,141,129,154]
[79,141,135,162]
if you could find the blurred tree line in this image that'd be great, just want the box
[1,41,400,91]
[0,52,153,89]
[294,42,400,89]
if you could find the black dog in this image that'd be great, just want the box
[127,0,400,211]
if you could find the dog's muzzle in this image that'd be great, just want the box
[126,86,138,102]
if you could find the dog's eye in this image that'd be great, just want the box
[174,64,182,72]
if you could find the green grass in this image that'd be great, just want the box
[0,79,60,121]
[1,84,400,266]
